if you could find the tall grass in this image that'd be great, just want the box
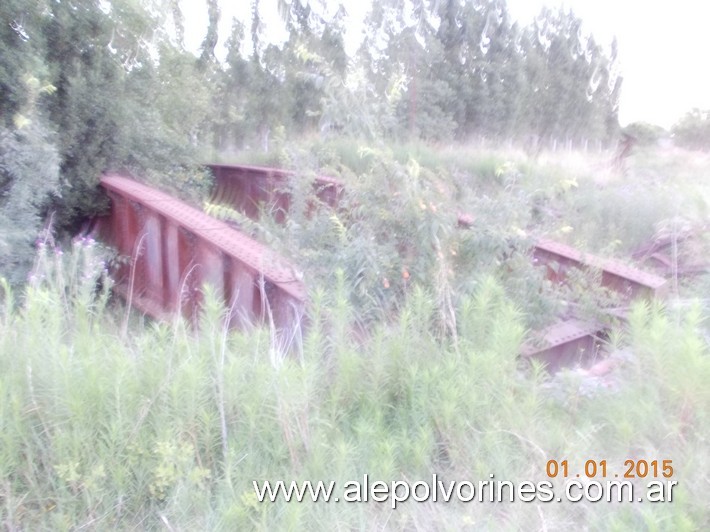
[2,142,709,529]
[1,241,708,530]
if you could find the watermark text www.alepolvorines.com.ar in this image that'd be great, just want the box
[253,474,678,509]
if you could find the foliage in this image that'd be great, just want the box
[0,0,629,286]
[623,121,668,146]
[0,245,708,529]
[1,3,709,528]
[0,0,52,124]
[0,111,59,286]
[359,1,621,144]
[222,134,710,331]
[0,0,211,243]
[672,108,710,151]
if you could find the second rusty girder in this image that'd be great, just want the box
[533,238,668,301]
[207,163,344,224]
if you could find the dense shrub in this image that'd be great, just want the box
[0,243,707,529]
[672,109,710,151]
[622,122,668,146]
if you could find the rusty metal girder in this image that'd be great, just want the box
[533,238,668,301]
[205,163,670,372]
[455,213,666,369]
[520,319,605,373]
[92,161,672,372]
[208,163,343,223]
[97,174,305,334]
[455,215,666,369]
[525,239,668,371]
[456,214,668,301]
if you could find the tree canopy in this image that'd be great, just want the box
[1,0,626,284]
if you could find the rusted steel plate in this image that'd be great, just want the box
[521,319,606,372]
[456,215,666,300]
[524,239,666,371]
[101,175,305,299]
[209,163,343,188]
[207,163,344,223]
[98,174,306,332]
[533,238,668,300]
[163,220,181,312]
[455,215,667,299]
[112,280,172,322]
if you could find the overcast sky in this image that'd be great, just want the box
[182,0,710,129]
[508,0,710,128]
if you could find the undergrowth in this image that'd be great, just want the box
[1,143,709,529]
[0,240,708,530]
[218,139,710,331]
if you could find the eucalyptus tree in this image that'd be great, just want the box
[358,0,620,144]
[360,0,461,140]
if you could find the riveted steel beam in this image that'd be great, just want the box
[207,163,344,224]
[533,238,668,300]
[521,319,605,373]
[97,174,306,335]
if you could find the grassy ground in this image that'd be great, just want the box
[1,142,709,530]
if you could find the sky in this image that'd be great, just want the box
[182,0,710,129]
[507,0,710,128]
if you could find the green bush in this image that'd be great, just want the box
[622,122,668,146]
[0,118,60,286]
[672,109,710,151]
[1,243,707,529]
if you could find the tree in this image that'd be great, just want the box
[0,77,60,285]
[0,0,211,255]
[0,0,51,125]
[672,109,710,151]
[357,1,620,144]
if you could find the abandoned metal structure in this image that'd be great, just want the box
[96,164,668,371]
[97,175,305,335]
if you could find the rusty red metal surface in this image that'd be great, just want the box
[533,238,668,301]
[96,174,306,334]
[521,319,605,373]
[452,210,667,370]
[455,214,668,301]
[208,163,343,224]
[526,239,667,370]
